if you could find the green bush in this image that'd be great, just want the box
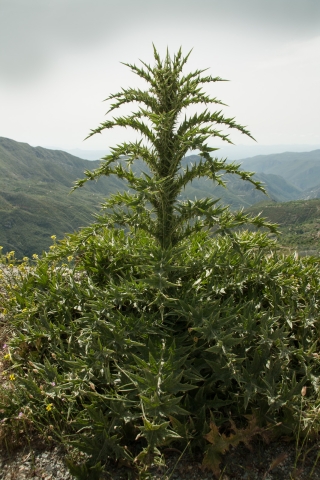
[1,47,320,479]
[1,228,320,477]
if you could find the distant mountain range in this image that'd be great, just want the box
[60,143,320,161]
[238,150,320,197]
[0,136,320,257]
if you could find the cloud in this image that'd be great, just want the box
[1,0,320,149]
[1,0,319,85]
[0,0,116,84]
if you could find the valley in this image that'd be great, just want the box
[246,198,320,255]
[0,136,320,257]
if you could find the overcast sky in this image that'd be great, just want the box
[1,0,320,158]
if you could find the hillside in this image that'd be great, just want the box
[239,149,320,191]
[246,198,320,255]
[182,155,302,207]
[1,137,319,257]
[0,137,126,257]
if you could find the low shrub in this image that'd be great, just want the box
[2,47,320,478]
[1,228,320,477]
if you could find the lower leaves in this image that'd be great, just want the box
[1,228,320,478]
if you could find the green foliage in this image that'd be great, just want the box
[2,48,320,479]
[1,228,320,477]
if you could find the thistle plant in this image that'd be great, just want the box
[3,47,320,479]
[75,46,275,249]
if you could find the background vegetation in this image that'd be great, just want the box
[246,198,320,255]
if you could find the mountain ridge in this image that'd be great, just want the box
[239,150,320,190]
[1,136,320,256]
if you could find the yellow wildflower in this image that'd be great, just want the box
[9,374,16,381]
[46,403,53,411]
[32,254,38,260]
[3,354,11,360]
[51,235,56,240]
[67,256,73,262]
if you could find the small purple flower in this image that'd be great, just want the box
[18,412,23,417]
[51,382,56,386]
[2,344,7,350]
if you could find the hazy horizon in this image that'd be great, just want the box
[62,143,320,162]
[3,134,320,162]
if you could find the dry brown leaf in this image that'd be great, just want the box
[268,452,288,471]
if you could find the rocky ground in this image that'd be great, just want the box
[0,435,320,480]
